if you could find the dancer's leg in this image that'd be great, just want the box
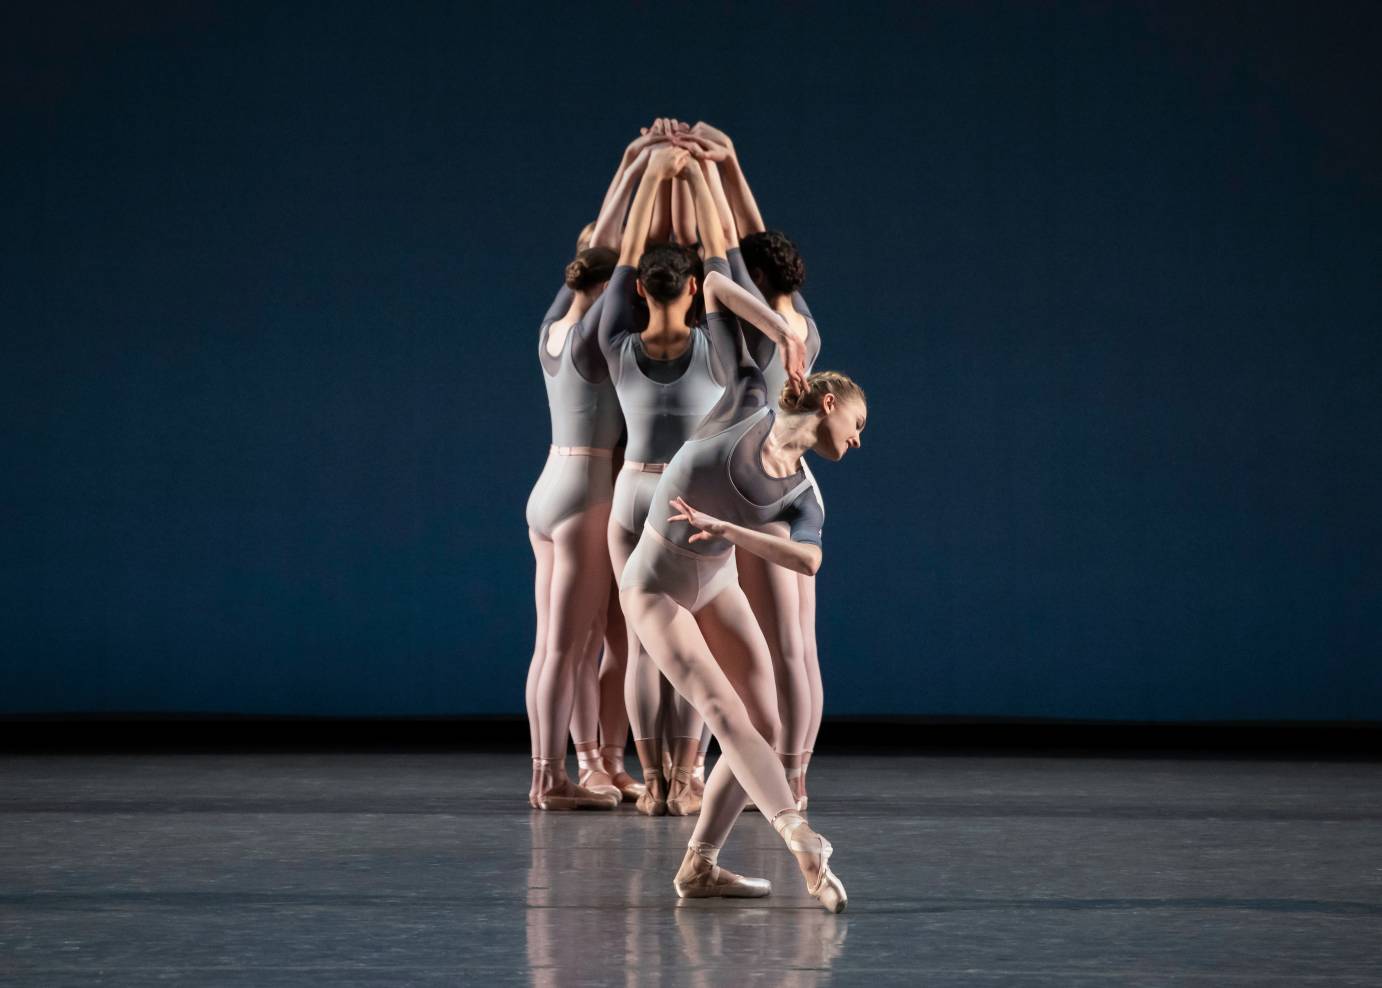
[610,520,669,813]
[534,508,617,809]
[689,583,781,848]
[525,530,555,805]
[624,585,843,908]
[596,584,643,800]
[738,551,809,802]
[568,604,606,753]
[621,587,792,819]
[798,572,823,805]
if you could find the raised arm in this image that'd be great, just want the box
[618,146,687,268]
[676,156,727,262]
[648,177,673,245]
[671,177,698,248]
[589,145,654,251]
[702,269,806,391]
[690,122,766,237]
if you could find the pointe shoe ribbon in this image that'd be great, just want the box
[533,757,618,811]
[673,842,771,899]
[635,767,668,816]
[666,767,703,817]
[773,811,847,913]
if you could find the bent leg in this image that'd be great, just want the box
[691,583,783,849]
[621,587,795,823]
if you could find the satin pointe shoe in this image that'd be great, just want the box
[673,841,771,899]
[533,757,619,811]
[635,766,667,817]
[575,744,621,803]
[773,811,847,913]
[666,767,702,817]
[601,745,646,803]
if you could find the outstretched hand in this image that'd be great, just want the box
[668,496,727,543]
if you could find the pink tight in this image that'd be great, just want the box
[621,580,796,850]
[525,505,614,761]
[609,521,703,753]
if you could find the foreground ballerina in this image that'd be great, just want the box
[679,122,828,808]
[618,158,865,912]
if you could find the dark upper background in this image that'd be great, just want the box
[3,1,1379,721]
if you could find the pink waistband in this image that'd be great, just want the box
[622,460,667,474]
[550,444,615,458]
[642,520,733,560]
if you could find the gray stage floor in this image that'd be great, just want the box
[2,753,1380,986]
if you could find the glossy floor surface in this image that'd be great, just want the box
[2,753,1380,985]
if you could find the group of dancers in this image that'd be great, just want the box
[524,119,867,912]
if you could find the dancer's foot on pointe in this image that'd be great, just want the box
[673,841,771,899]
[636,766,668,816]
[772,810,847,913]
[601,745,646,803]
[691,753,706,798]
[533,757,618,811]
[666,767,702,816]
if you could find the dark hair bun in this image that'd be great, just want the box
[637,243,697,304]
[564,246,618,290]
[739,230,805,297]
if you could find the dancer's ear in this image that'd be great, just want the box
[819,392,837,415]
[635,280,647,300]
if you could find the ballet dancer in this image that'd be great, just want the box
[524,134,670,810]
[598,143,743,817]
[675,123,827,808]
[619,155,865,911]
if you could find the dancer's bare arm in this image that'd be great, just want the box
[675,156,727,262]
[689,122,765,237]
[617,146,687,268]
[702,270,806,392]
[668,497,822,576]
[590,144,656,250]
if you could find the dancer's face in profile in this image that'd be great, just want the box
[813,393,867,461]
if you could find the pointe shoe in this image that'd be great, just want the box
[773,812,847,913]
[537,783,619,811]
[636,768,667,816]
[601,746,646,803]
[666,767,702,816]
[612,771,646,803]
[577,766,622,804]
[533,758,618,811]
[673,841,771,899]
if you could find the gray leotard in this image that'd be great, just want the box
[727,247,822,404]
[525,287,623,538]
[600,261,733,535]
[538,287,624,449]
[620,283,825,611]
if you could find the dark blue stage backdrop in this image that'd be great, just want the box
[3,2,1379,721]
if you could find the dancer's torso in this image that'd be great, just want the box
[538,288,625,451]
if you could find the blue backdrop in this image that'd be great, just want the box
[4,1,1379,720]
